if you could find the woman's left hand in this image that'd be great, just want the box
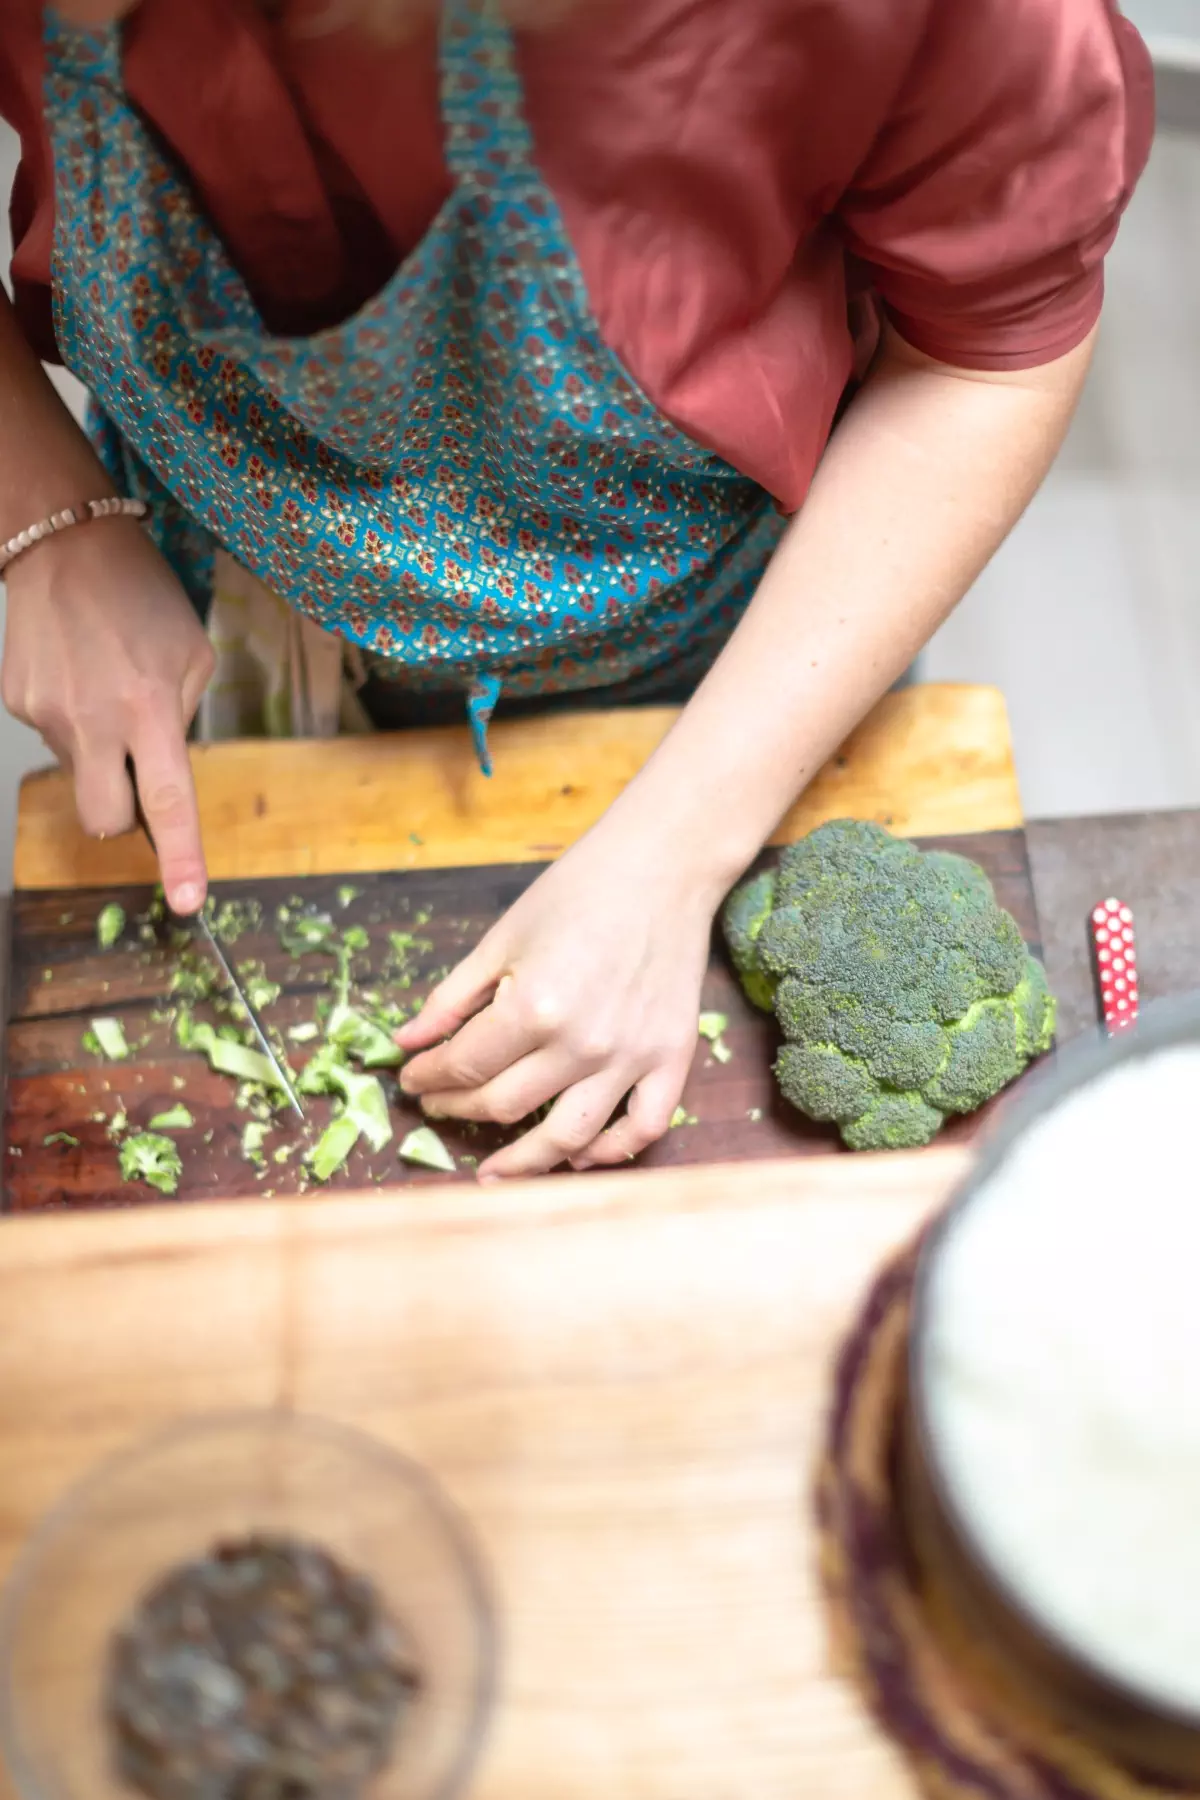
[395,821,717,1179]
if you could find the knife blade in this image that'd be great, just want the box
[125,758,305,1118]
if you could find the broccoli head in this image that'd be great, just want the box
[721,819,1055,1150]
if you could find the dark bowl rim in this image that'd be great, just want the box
[909,989,1200,1733]
[0,1407,501,1800]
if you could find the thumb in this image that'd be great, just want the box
[396,936,506,1051]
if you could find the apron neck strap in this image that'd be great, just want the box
[439,0,536,184]
[44,7,123,83]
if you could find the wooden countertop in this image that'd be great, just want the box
[0,1149,967,1800]
[12,683,1021,889]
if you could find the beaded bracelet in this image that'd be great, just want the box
[0,496,148,577]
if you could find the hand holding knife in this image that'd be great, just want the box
[126,756,305,1117]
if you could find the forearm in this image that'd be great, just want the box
[607,322,1096,902]
[0,285,113,538]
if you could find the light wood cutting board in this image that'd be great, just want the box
[0,1151,967,1799]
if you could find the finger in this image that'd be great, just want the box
[396,942,504,1056]
[418,1047,571,1127]
[129,711,207,915]
[402,976,544,1097]
[570,1063,687,1171]
[72,738,137,840]
[476,1072,629,1181]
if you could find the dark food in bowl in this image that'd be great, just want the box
[105,1534,421,1800]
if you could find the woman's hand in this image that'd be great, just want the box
[396,818,719,1178]
[2,519,215,913]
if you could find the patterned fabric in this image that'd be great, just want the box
[44,0,784,767]
[817,1243,1191,1800]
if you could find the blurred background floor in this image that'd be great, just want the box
[1,99,1199,872]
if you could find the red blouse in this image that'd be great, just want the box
[0,0,1154,510]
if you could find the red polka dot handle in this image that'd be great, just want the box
[1090,898,1139,1036]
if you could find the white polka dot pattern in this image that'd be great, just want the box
[1090,897,1139,1036]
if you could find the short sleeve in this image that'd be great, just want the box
[839,0,1154,370]
[0,5,59,361]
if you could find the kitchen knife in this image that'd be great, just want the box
[125,758,305,1118]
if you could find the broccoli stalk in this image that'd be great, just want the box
[722,819,1056,1152]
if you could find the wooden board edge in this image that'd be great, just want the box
[0,1149,972,1266]
[12,684,1022,891]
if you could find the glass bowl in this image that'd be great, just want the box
[0,1411,497,1800]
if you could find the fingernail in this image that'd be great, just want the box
[477,1173,501,1187]
[173,883,202,915]
[570,1157,594,1173]
[420,1100,446,1120]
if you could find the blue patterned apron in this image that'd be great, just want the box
[45,0,785,768]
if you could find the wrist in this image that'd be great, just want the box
[3,505,148,598]
[597,767,759,914]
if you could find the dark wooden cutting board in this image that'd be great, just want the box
[2,829,1043,1212]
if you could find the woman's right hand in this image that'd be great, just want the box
[2,518,215,914]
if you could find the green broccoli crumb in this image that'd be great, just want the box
[43,1132,79,1148]
[337,885,361,909]
[96,902,126,950]
[148,1105,195,1131]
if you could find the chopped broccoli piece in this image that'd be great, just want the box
[87,1017,129,1061]
[298,1046,392,1152]
[399,1126,455,1173]
[722,819,1056,1151]
[148,1105,195,1131]
[119,1132,182,1197]
[307,1114,360,1183]
[669,1106,698,1129]
[278,907,337,957]
[342,925,370,952]
[96,902,126,950]
[333,1068,393,1152]
[337,885,361,909]
[287,1020,322,1044]
[387,929,432,966]
[235,961,282,1011]
[188,1022,292,1091]
[241,1120,270,1165]
[170,960,216,1002]
[326,1004,403,1069]
[698,1011,733,1065]
[43,1132,79,1148]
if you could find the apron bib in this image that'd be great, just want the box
[45,0,785,763]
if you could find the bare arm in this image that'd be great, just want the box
[593,321,1096,908]
[0,286,213,910]
[399,323,1095,1177]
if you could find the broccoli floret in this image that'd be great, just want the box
[723,818,1056,1151]
[720,868,777,1011]
[119,1132,183,1197]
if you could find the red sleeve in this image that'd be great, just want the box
[839,0,1154,370]
[0,5,59,362]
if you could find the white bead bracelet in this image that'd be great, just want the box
[0,496,148,576]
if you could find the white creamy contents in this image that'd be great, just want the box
[924,1045,1200,1713]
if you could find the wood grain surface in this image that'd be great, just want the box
[0,1151,967,1800]
[11,685,1021,890]
[3,831,1041,1211]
